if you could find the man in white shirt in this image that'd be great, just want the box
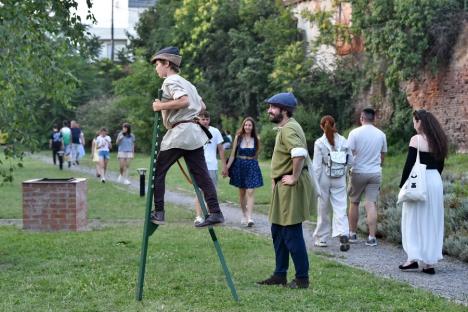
[193,111,227,225]
[347,108,387,246]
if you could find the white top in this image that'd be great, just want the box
[160,74,208,151]
[204,126,224,170]
[95,135,112,152]
[347,124,387,174]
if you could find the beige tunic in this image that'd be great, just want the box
[160,74,208,151]
[269,118,315,226]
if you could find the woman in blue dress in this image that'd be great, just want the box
[223,117,263,227]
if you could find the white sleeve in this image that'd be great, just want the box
[312,141,323,182]
[290,147,308,158]
[213,128,223,145]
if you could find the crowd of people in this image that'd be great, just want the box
[49,121,136,184]
[52,46,448,288]
[148,46,448,282]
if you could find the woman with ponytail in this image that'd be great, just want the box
[311,115,353,252]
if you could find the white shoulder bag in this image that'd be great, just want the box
[397,136,427,204]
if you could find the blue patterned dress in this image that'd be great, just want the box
[229,144,263,189]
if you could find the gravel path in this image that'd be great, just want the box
[16,156,468,305]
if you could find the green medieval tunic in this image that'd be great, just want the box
[269,118,315,226]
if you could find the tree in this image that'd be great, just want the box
[0,0,95,182]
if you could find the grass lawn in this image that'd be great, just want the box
[1,224,466,312]
[0,157,466,311]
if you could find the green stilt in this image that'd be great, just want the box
[187,168,239,302]
[135,90,239,302]
[136,90,162,301]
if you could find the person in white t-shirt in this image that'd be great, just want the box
[95,127,112,183]
[193,111,227,225]
[347,108,387,247]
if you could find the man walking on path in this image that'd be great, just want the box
[60,121,72,168]
[193,111,227,225]
[257,92,314,289]
[70,120,84,166]
[347,108,387,246]
[150,46,224,227]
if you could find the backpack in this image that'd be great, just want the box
[320,137,347,178]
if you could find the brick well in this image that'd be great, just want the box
[22,178,87,231]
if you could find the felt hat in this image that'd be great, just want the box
[265,92,297,109]
[150,46,182,67]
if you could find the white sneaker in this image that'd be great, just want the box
[247,219,255,227]
[101,177,106,183]
[194,216,204,225]
[314,241,328,247]
[241,218,248,226]
[123,179,131,185]
[117,175,122,183]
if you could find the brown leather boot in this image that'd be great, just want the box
[288,277,309,289]
[256,275,287,286]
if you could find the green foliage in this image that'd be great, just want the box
[0,0,96,182]
[303,0,465,149]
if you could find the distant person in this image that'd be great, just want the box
[312,115,352,252]
[95,127,112,183]
[398,110,447,275]
[193,111,227,225]
[49,124,63,169]
[60,120,72,168]
[70,120,84,165]
[91,131,101,177]
[116,123,136,185]
[347,108,387,246]
[222,130,232,150]
[257,92,313,289]
[223,117,263,227]
[149,46,224,227]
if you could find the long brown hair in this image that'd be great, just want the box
[320,115,337,146]
[413,109,448,160]
[235,117,260,157]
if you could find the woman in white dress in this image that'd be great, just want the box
[398,109,447,274]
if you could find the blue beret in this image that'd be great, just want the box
[265,92,297,108]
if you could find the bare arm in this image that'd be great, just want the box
[152,95,189,111]
[217,143,227,171]
[380,152,385,167]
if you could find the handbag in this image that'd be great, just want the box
[397,136,427,204]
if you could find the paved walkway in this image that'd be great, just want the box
[18,156,468,305]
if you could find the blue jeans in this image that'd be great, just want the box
[271,223,309,279]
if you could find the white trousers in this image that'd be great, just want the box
[313,174,349,242]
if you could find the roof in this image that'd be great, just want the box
[129,0,157,8]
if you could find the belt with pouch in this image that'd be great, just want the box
[172,120,213,140]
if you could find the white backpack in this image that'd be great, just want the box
[320,137,347,178]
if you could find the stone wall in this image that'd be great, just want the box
[405,22,468,153]
[22,178,88,231]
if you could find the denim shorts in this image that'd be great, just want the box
[98,150,110,160]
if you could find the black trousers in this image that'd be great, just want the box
[153,147,221,214]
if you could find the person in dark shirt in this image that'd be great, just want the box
[49,125,63,169]
[398,109,448,275]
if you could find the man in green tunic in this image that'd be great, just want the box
[257,92,314,289]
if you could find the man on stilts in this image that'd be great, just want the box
[257,92,314,289]
[150,46,224,227]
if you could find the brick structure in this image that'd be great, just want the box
[22,178,87,231]
[405,22,468,153]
